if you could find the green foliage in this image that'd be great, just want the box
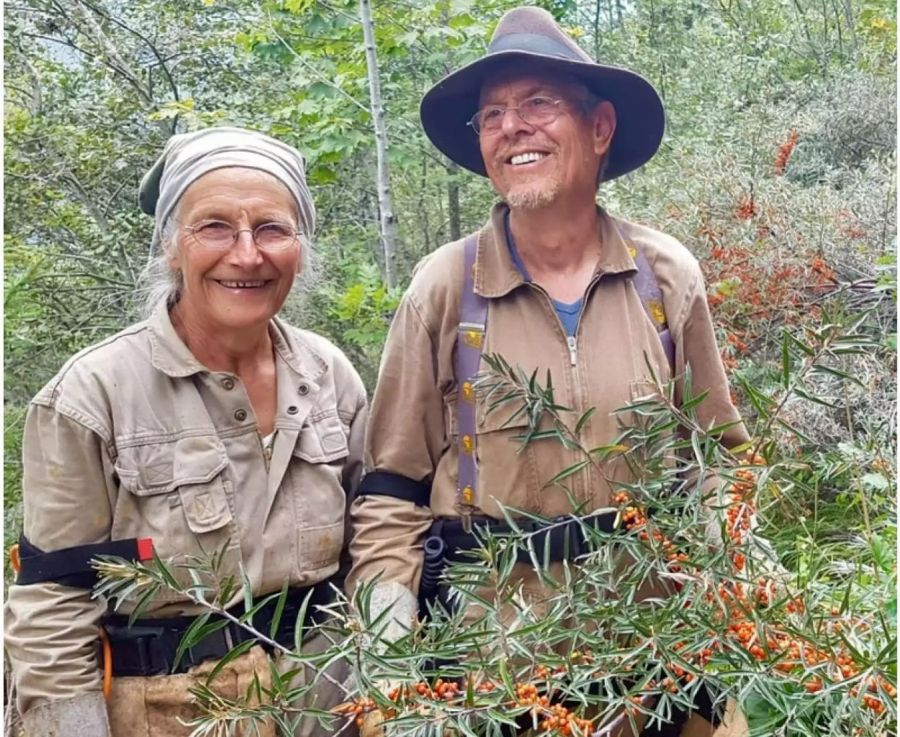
[97,321,896,734]
[4,0,895,731]
[3,407,26,576]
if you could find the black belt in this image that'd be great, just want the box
[436,511,618,565]
[102,582,334,676]
[420,512,622,609]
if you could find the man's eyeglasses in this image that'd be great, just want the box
[183,220,300,252]
[467,96,566,135]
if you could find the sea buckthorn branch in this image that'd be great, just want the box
[94,356,894,736]
[604,460,897,725]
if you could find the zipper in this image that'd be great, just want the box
[526,274,602,503]
[567,336,578,366]
[565,274,602,367]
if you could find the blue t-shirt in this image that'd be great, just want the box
[504,214,584,337]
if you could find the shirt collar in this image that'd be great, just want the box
[475,202,638,298]
[147,300,326,381]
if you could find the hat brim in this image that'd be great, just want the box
[419,50,665,181]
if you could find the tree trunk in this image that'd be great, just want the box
[359,0,398,288]
[448,162,461,242]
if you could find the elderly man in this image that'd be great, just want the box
[348,7,748,737]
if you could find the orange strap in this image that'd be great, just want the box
[10,544,20,574]
[98,626,112,699]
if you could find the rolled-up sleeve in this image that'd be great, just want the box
[676,267,750,451]
[5,401,114,718]
[340,366,369,498]
[346,292,443,595]
[672,264,759,553]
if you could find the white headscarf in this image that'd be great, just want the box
[139,126,316,250]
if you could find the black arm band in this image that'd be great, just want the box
[16,534,154,588]
[358,471,431,506]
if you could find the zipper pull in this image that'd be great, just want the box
[567,336,578,366]
[460,507,473,534]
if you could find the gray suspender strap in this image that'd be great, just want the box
[455,233,488,532]
[630,243,676,372]
[453,230,674,532]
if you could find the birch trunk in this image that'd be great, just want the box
[448,162,461,242]
[359,0,398,288]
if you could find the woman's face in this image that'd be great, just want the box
[168,167,302,334]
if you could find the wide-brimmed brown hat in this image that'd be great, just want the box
[419,6,664,181]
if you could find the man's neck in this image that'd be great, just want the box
[507,198,601,274]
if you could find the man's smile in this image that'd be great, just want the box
[508,151,551,166]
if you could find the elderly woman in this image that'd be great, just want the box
[4,127,366,737]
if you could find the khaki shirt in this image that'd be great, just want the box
[5,304,367,718]
[348,203,748,596]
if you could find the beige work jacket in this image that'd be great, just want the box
[348,203,748,596]
[5,303,367,719]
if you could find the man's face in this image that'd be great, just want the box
[477,70,615,210]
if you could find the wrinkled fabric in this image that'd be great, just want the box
[107,646,276,737]
[347,202,749,737]
[348,201,748,595]
[107,639,355,737]
[5,302,367,732]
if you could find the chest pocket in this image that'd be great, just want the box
[445,394,542,517]
[294,412,349,463]
[113,435,238,579]
[291,412,349,571]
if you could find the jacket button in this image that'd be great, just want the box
[222,377,235,390]
[234,408,248,421]
[287,405,298,415]
[298,383,310,396]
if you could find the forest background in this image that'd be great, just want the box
[2,0,897,732]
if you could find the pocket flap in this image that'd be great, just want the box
[293,413,349,463]
[446,393,532,436]
[116,436,227,495]
[179,482,233,534]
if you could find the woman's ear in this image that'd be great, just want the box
[163,232,181,271]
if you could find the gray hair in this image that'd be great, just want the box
[135,215,181,318]
[134,207,317,319]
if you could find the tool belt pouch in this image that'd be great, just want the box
[101,581,334,676]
